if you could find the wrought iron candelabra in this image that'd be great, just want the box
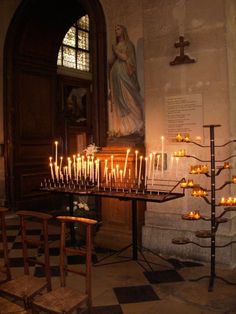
[172,124,236,291]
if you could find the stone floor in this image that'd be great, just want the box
[1,214,236,314]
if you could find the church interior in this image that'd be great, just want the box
[0,0,236,313]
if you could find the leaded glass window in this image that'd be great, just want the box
[57,15,90,72]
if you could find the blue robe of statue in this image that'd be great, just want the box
[109,38,144,137]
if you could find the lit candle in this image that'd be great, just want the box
[90,160,93,182]
[87,156,90,177]
[135,150,138,179]
[76,157,79,182]
[91,155,94,182]
[180,179,187,188]
[104,159,108,177]
[194,211,201,219]
[226,197,232,205]
[128,168,131,180]
[176,134,182,142]
[152,152,156,187]
[54,141,58,165]
[120,169,123,182]
[184,134,190,142]
[123,149,130,178]
[105,166,108,185]
[59,157,63,176]
[81,156,84,176]
[156,153,160,171]
[67,157,71,179]
[161,136,164,175]
[111,155,114,174]
[224,162,230,169]
[145,157,148,187]
[188,211,195,218]
[73,155,76,179]
[49,163,54,182]
[138,156,143,187]
[97,159,100,188]
[148,153,152,178]
[202,165,208,173]
[84,160,87,177]
[64,166,68,182]
[116,164,119,178]
[188,180,193,187]
[54,162,57,181]
[112,168,116,182]
[77,155,82,178]
[56,165,59,181]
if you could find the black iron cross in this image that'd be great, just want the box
[175,36,189,58]
[170,36,195,66]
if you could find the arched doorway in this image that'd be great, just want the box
[4,0,107,210]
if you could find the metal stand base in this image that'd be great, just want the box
[93,244,174,272]
[190,274,236,292]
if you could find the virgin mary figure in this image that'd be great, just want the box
[108,25,144,139]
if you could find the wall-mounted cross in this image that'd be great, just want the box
[170,36,195,66]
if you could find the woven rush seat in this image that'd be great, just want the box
[0,207,11,284]
[0,296,26,314]
[32,216,97,314]
[32,286,88,313]
[0,210,52,309]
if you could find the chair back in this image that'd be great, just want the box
[57,216,97,309]
[0,207,11,282]
[17,210,52,291]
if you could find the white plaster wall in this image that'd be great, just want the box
[141,0,236,266]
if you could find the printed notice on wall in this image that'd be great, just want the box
[165,94,203,142]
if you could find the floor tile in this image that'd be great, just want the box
[113,285,160,304]
[11,242,23,249]
[92,304,123,314]
[0,235,16,243]
[168,258,204,269]
[144,269,185,284]
[1,214,236,313]
[9,257,25,267]
[34,265,60,277]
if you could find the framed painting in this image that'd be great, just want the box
[61,78,91,126]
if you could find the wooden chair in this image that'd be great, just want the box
[31,216,97,314]
[0,296,27,314]
[0,210,52,309]
[0,207,27,314]
[0,207,11,283]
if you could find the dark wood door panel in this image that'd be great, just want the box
[16,70,55,139]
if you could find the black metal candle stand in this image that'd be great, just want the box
[172,124,236,291]
[40,177,185,203]
[40,176,186,272]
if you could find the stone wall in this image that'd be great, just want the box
[100,0,236,267]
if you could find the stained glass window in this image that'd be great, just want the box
[57,15,90,71]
